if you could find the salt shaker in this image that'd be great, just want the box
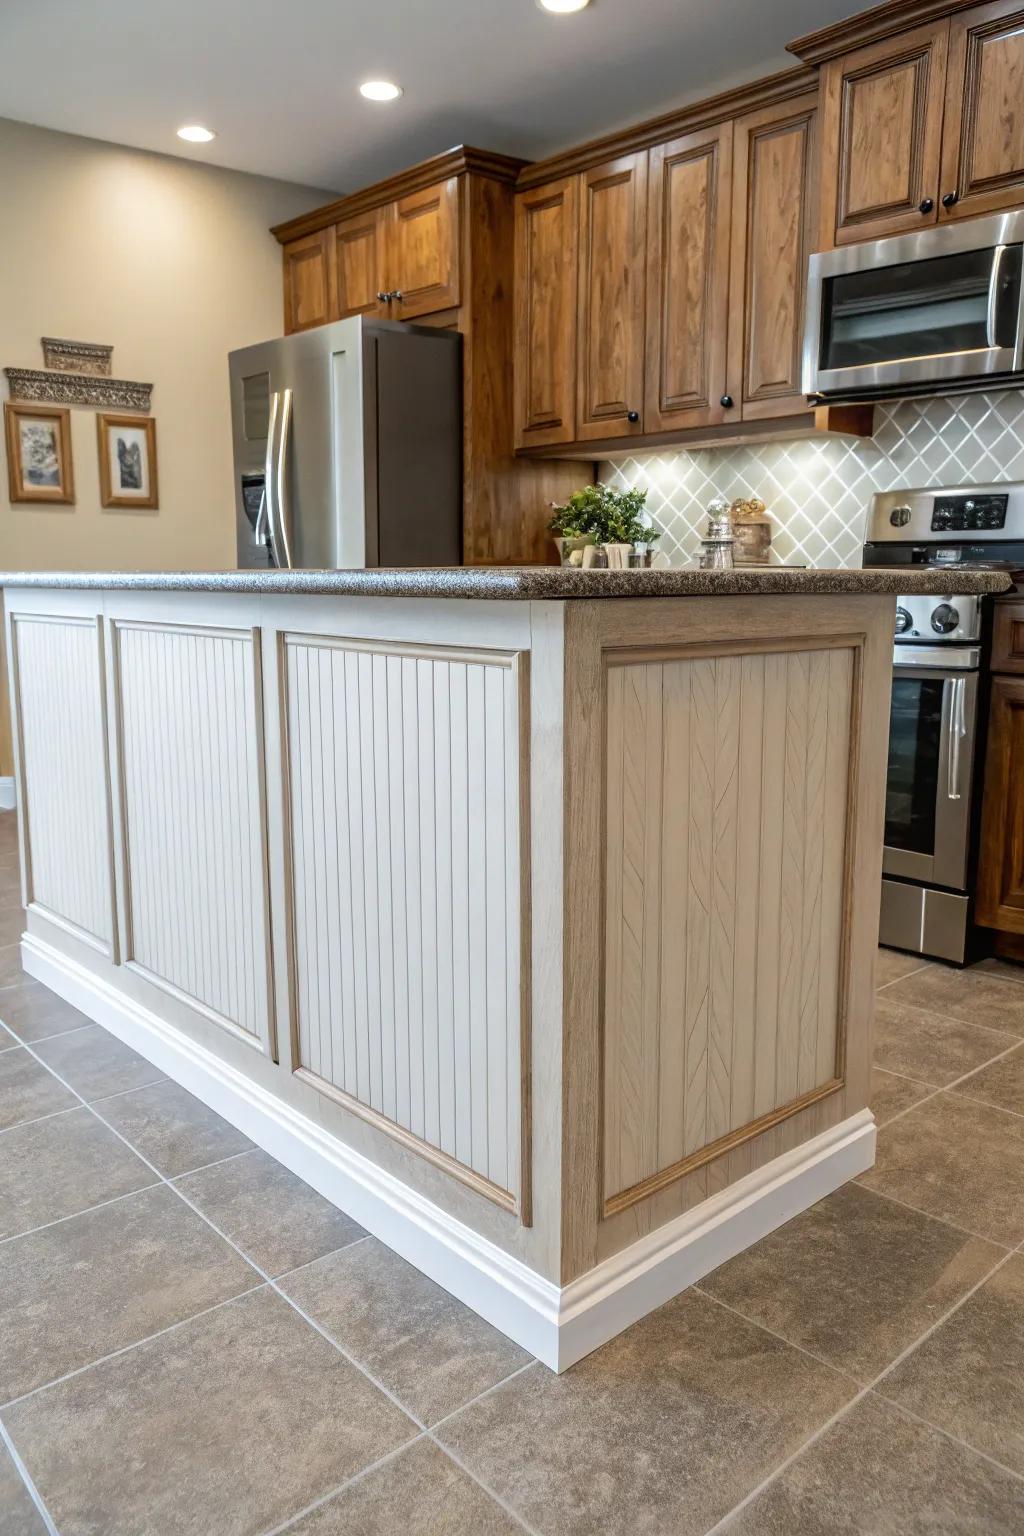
[698,497,735,569]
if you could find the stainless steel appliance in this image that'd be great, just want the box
[803,210,1024,402]
[229,316,461,569]
[863,483,1024,962]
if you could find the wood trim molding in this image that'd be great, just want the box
[789,0,978,65]
[272,146,528,243]
[516,404,875,462]
[515,65,817,189]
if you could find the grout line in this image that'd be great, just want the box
[869,1385,1024,1489]
[424,1431,544,1536]
[0,1103,82,1139]
[0,1022,108,1049]
[871,1036,1024,1135]
[427,1359,538,1437]
[851,1177,1014,1250]
[875,990,1022,1042]
[265,1234,372,1283]
[874,962,933,992]
[256,1434,428,1536]
[0,1180,164,1249]
[0,1415,60,1535]
[692,1287,862,1387]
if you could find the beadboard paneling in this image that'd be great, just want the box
[282,634,529,1218]
[112,621,273,1053]
[602,639,855,1215]
[11,615,113,948]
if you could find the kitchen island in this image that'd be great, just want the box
[2,564,1010,1369]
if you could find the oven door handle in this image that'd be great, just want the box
[947,676,967,800]
[986,244,1007,349]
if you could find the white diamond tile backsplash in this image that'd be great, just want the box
[600,390,1024,568]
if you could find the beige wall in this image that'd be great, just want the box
[0,116,330,573]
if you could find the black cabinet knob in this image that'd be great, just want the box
[720,394,734,409]
[627,409,640,424]
[376,291,390,302]
[919,197,934,214]
[942,189,959,208]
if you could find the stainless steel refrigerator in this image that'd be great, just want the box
[228,316,462,569]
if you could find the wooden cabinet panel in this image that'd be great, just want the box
[513,177,579,448]
[334,209,387,317]
[283,229,337,334]
[992,600,1024,673]
[819,21,949,247]
[645,124,732,433]
[941,0,1024,220]
[728,94,817,422]
[978,675,1024,933]
[387,177,461,320]
[575,154,648,442]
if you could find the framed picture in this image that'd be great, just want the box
[4,402,75,504]
[97,412,158,509]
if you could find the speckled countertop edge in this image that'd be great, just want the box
[0,567,1013,598]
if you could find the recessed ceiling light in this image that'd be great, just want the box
[537,0,590,12]
[176,124,216,143]
[359,80,403,102]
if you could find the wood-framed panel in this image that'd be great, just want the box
[276,630,533,1222]
[941,0,1024,220]
[513,176,580,449]
[107,617,276,1056]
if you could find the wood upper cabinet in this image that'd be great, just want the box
[387,177,461,320]
[576,154,648,441]
[644,124,733,433]
[818,20,950,246]
[513,177,579,448]
[334,208,387,318]
[283,228,337,333]
[977,670,1024,934]
[728,94,818,421]
[940,0,1024,221]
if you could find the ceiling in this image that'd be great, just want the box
[0,0,864,194]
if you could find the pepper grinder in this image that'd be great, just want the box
[698,497,735,569]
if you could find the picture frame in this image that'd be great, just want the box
[4,401,75,504]
[97,412,158,509]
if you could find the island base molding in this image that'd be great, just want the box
[22,926,876,1373]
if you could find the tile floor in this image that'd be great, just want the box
[1,806,1024,1533]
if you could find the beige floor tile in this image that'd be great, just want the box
[972,957,1024,987]
[700,1183,1002,1381]
[870,1068,933,1127]
[881,1253,1024,1477]
[0,1440,47,1535]
[0,1023,17,1051]
[884,964,1024,1037]
[728,1394,1024,1535]
[875,947,930,988]
[0,1105,155,1240]
[872,997,1016,1087]
[0,982,92,1044]
[0,908,25,948]
[435,1290,855,1536]
[0,1048,76,1131]
[279,1237,531,1426]
[0,946,31,991]
[286,1439,521,1534]
[858,1093,1024,1246]
[31,1024,165,1103]
[174,1149,365,1277]
[4,1287,415,1536]
[97,1079,253,1176]
[0,1183,258,1402]
[951,1043,1024,1117]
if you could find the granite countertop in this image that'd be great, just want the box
[0,567,1013,599]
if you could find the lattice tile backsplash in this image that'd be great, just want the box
[601,390,1024,568]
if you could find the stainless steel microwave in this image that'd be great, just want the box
[802,210,1024,401]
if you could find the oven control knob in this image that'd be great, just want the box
[889,505,912,527]
[931,603,960,634]
[895,606,913,634]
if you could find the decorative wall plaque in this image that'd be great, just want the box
[41,338,113,377]
[4,367,152,413]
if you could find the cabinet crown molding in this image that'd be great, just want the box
[789,0,980,65]
[272,145,527,244]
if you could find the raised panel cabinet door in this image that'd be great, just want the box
[513,176,579,447]
[940,0,1024,220]
[283,228,337,334]
[644,123,732,433]
[992,600,1024,673]
[728,93,818,422]
[575,153,648,442]
[818,20,950,247]
[334,208,388,317]
[386,176,461,319]
[977,675,1024,933]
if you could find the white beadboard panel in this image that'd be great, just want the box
[602,642,855,1214]
[603,387,1024,568]
[282,634,527,1216]
[12,615,113,948]
[113,621,273,1052]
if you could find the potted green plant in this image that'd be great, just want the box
[548,485,661,566]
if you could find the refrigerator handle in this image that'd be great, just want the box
[263,390,280,563]
[273,387,294,569]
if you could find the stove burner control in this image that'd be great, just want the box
[931,602,961,634]
[889,505,912,528]
[895,606,913,634]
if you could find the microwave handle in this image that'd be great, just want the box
[986,244,1007,349]
[947,676,967,800]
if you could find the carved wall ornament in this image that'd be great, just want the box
[40,338,113,376]
[3,367,152,413]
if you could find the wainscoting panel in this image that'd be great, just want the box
[12,615,113,949]
[113,622,273,1052]
[282,635,528,1217]
[602,641,856,1214]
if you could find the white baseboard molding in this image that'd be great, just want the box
[23,932,876,1373]
[0,778,15,812]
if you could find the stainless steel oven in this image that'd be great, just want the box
[804,210,1024,401]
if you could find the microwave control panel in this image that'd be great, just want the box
[930,494,1009,532]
